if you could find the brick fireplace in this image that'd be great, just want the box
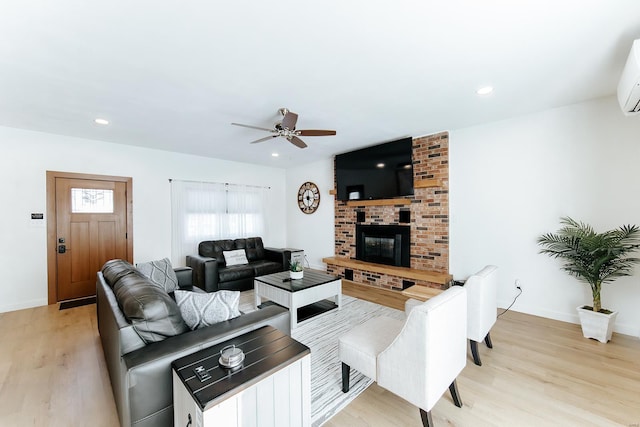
[327,131,449,290]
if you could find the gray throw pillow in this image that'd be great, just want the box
[137,258,178,293]
[175,290,241,330]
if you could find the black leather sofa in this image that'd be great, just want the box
[186,237,291,292]
[97,259,290,427]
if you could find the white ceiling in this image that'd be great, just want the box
[1,1,639,168]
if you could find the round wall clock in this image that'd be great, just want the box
[298,182,320,214]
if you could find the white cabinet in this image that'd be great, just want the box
[172,326,311,427]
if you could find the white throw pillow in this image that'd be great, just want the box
[223,249,249,266]
[174,290,241,330]
[136,258,178,293]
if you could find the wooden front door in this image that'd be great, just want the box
[54,177,129,301]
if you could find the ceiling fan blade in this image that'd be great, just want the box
[288,135,307,149]
[297,129,337,136]
[281,111,298,130]
[250,135,278,144]
[231,122,275,132]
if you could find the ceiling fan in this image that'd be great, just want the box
[231,108,336,149]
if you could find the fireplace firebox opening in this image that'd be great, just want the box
[355,224,410,267]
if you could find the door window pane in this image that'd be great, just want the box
[71,188,114,213]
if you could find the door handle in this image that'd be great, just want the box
[58,245,66,254]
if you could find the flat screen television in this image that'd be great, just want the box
[335,137,413,201]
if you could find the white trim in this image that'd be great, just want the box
[498,298,639,337]
[0,298,48,313]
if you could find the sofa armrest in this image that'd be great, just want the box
[121,306,290,425]
[186,254,219,292]
[125,305,290,368]
[174,266,205,293]
[174,267,193,288]
[97,272,146,427]
[264,247,290,270]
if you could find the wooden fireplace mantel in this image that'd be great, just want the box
[322,256,452,285]
[345,198,412,207]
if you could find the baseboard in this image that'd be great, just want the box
[498,299,639,338]
[0,298,48,314]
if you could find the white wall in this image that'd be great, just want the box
[0,126,286,313]
[285,158,335,270]
[286,96,640,337]
[8,95,640,337]
[450,96,640,336]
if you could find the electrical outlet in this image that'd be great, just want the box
[515,279,522,290]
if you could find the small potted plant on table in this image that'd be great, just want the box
[537,217,640,343]
[290,260,304,280]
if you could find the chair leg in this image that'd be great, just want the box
[449,379,463,408]
[470,340,482,366]
[419,409,433,427]
[341,362,350,393]
[484,332,493,349]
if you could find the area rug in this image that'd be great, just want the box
[240,291,405,426]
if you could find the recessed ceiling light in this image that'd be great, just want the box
[376,163,385,168]
[94,118,109,125]
[476,86,494,96]
[271,152,279,157]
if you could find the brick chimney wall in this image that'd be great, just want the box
[330,131,449,290]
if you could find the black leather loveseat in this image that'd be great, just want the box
[186,237,291,292]
[97,259,290,427]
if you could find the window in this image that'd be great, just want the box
[71,188,114,213]
[171,180,268,266]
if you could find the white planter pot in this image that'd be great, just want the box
[576,306,618,343]
[290,270,304,280]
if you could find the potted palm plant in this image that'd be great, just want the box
[289,259,304,280]
[537,217,640,343]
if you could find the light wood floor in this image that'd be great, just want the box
[1,297,639,426]
[0,303,119,427]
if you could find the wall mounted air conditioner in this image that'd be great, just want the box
[618,39,640,116]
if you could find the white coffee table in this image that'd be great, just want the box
[254,270,342,330]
